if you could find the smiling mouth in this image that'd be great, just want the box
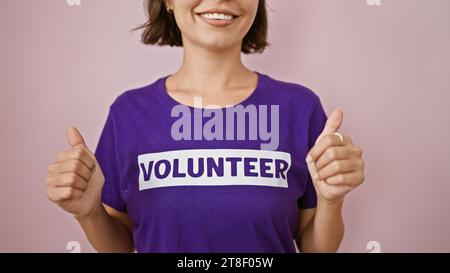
[196,12,239,21]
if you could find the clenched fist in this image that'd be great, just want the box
[46,127,105,218]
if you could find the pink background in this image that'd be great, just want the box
[1,0,449,252]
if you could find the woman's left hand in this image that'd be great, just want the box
[305,109,365,204]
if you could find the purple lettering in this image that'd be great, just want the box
[259,158,273,178]
[207,157,224,177]
[155,160,171,179]
[244,157,258,177]
[225,157,242,177]
[274,159,289,180]
[187,158,204,178]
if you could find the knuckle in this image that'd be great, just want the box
[46,190,54,202]
[327,147,337,159]
[45,177,52,186]
[47,163,56,173]
[60,191,69,200]
[64,188,74,199]
[333,161,341,171]
[59,148,71,158]
[56,151,65,160]
[64,172,77,184]
[71,160,82,171]
[359,159,365,169]
[73,148,84,159]
[68,173,79,185]
[325,135,334,145]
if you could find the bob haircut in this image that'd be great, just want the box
[133,0,269,54]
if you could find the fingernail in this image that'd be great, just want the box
[306,154,313,163]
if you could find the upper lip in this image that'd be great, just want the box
[196,8,240,17]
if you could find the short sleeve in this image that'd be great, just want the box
[94,107,127,212]
[297,97,328,209]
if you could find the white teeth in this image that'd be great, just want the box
[200,13,234,20]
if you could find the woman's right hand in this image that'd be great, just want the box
[46,127,105,219]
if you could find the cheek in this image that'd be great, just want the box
[240,0,260,18]
[172,0,198,28]
[239,15,256,34]
[238,2,260,32]
[173,10,196,35]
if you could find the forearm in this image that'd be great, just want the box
[299,200,345,253]
[75,205,135,253]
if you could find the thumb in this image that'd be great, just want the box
[66,127,86,148]
[315,108,344,145]
[66,127,99,173]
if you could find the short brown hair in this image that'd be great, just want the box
[132,0,269,54]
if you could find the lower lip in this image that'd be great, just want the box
[196,14,239,27]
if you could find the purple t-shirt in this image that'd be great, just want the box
[94,71,328,253]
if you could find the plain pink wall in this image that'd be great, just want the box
[1,0,449,252]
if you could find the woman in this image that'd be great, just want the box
[46,0,365,253]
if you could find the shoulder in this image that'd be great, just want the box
[109,76,166,112]
[260,72,322,107]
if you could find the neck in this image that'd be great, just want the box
[172,42,253,92]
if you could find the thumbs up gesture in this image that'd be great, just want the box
[46,127,105,218]
[305,109,365,204]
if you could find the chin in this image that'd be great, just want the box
[203,42,238,53]
[198,36,239,52]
